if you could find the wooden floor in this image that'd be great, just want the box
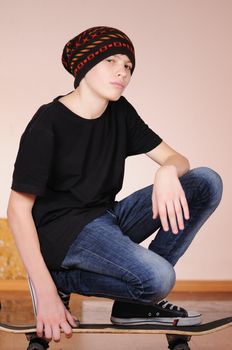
[0,291,231,350]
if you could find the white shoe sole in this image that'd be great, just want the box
[111,314,202,326]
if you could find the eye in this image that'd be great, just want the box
[125,64,132,71]
[106,58,132,71]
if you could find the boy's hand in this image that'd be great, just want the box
[152,165,190,234]
[36,290,77,342]
[7,191,78,342]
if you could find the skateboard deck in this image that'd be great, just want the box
[0,316,231,335]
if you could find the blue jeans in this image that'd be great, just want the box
[51,167,223,305]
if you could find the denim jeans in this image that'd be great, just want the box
[51,167,223,305]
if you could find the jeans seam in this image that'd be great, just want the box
[106,209,117,219]
[79,291,157,304]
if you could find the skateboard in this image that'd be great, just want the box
[0,317,231,350]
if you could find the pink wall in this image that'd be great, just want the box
[1,0,231,280]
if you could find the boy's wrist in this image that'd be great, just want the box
[29,266,57,297]
[156,165,177,176]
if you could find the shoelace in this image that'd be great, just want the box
[157,299,181,311]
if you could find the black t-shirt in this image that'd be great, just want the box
[11,94,163,270]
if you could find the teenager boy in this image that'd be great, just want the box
[7,26,223,342]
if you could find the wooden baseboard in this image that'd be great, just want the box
[0,280,232,293]
[172,280,232,292]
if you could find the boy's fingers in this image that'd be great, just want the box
[60,321,72,338]
[181,194,190,220]
[153,208,159,219]
[66,311,78,327]
[158,201,169,231]
[52,325,61,342]
[152,192,158,219]
[36,320,44,337]
[174,199,184,230]
[44,324,52,341]
[166,200,178,234]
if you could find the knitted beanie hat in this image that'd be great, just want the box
[62,26,136,88]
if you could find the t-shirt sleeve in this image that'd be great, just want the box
[125,99,163,157]
[11,109,54,196]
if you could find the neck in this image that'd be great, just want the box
[64,87,109,120]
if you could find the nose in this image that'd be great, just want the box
[116,64,129,78]
[117,70,127,78]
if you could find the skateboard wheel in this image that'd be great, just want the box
[27,338,49,350]
[167,335,191,350]
[27,343,47,350]
[172,344,190,350]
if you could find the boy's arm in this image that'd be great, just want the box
[146,141,190,177]
[7,190,76,341]
[146,141,190,234]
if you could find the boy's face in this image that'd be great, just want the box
[81,54,133,101]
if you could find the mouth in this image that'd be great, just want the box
[111,82,125,89]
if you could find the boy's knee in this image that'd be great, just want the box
[141,260,176,303]
[190,167,223,205]
[152,262,176,301]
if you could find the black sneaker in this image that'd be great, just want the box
[110,299,202,326]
